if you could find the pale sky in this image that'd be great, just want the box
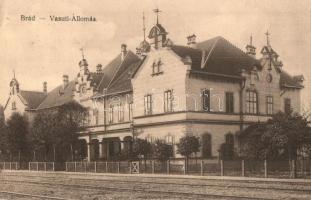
[0,0,311,110]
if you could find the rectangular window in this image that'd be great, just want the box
[151,59,163,76]
[202,89,210,111]
[152,62,156,75]
[225,92,234,113]
[108,105,114,124]
[284,98,291,114]
[117,104,124,122]
[129,103,133,121]
[266,96,273,115]
[164,90,173,112]
[11,101,16,110]
[165,135,174,144]
[82,111,90,126]
[246,91,258,114]
[144,94,152,115]
[146,135,153,143]
[93,109,99,125]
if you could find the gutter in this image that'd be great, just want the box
[190,70,244,80]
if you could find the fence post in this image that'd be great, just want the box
[220,160,224,176]
[152,160,155,174]
[10,162,12,170]
[84,162,87,173]
[106,162,108,173]
[117,162,120,174]
[264,160,268,178]
[28,162,30,171]
[183,159,186,175]
[95,161,97,173]
[52,162,55,171]
[301,159,305,178]
[242,160,245,177]
[44,162,47,172]
[74,162,77,172]
[167,160,170,174]
[37,162,39,171]
[200,160,204,176]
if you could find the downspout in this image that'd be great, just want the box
[238,76,246,154]
[239,78,246,130]
[103,92,107,132]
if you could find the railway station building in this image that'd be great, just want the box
[3,12,304,161]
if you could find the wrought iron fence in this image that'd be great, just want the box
[64,159,311,179]
[1,159,310,179]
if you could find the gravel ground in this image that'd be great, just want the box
[0,171,311,199]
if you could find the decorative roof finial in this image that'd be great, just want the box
[265,30,270,46]
[250,34,253,46]
[80,47,85,60]
[153,8,161,24]
[143,12,146,41]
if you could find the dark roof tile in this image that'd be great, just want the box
[280,71,304,88]
[37,81,75,110]
[19,90,47,109]
[172,36,261,76]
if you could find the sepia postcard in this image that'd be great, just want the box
[0,0,311,199]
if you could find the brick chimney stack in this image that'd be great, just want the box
[43,82,47,93]
[187,34,197,48]
[63,75,69,89]
[121,44,127,61]
[96,64,103,73]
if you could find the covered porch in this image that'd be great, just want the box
[78,133,133,161]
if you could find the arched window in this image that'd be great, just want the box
[202,133,212,158]
[220,133,235,160]
[246,90,258,114]
[225,133,234,145]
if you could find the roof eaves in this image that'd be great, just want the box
[3,96,11,111]
[91,89,132,99]
[190,69,244,80]
[281,84,304,89]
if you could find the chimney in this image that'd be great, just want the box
[121,44,127,61]
[187,34,197,48]
[63,75,69,89]
[43,82,47,93]
[96,64,102,73]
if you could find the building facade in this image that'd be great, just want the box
[3,13,304,161]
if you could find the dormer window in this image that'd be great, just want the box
[151,58,163,76]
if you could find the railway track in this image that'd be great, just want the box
[2,173,311,193]
[0,179,275,200]
[0,190,71,200]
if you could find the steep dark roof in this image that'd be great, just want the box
[89,72,104,88]
[37,81,75,110]
[171,36,261,76]
[19,90,47,109]
[171,36,303,88]
[106,60,142,95]
[95,54,122,92]
[110,51,140,85]
[280,71,304,88]
[93,51,141,96]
